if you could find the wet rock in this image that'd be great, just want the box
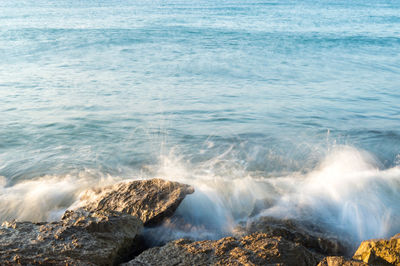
[317,256,367,266]
[79,178,195,226]
[235,216,349,256]
[353,233,400,265]
[123,233,320,266]
[0,178,194,265]
[0,209,143,265]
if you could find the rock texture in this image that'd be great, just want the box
[124,233,320,266]
[235,216,349,256]
[79,178,194,225]
[353,233,400,265]
[317,256,367,266]
[0,209,142,265]
[0,178,194,265]
[4,177,399,266]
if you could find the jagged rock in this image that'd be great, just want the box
[317,256,367,266]
[353,233,400,265]
[78,178,194,226]
[0,209,143,265]
[123,233,320,266]
[0,178,194,265]
[234,216,349,256]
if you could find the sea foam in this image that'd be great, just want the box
[0,146,399,249]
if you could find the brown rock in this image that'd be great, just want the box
[353,234,400,265]
[0,178,195,265]
[123,233,320,266]
[235,216,349,256]
[0,209,143,265]
[0,178,194,265]
[79,178,194,226]
[317,256,367,266]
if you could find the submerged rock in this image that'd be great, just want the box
[353,233,400,265]
[79,178,195,226]
[124,233,319,266]
[317,256,366,266]
[0,209,142,265]
[235,216,349,256]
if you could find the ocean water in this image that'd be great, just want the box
[1,0,400,250]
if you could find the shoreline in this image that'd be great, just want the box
[1,178,398,265]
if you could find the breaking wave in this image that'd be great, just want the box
[0,170,119,223]
[146,145,400,247]
[0,145,399,250]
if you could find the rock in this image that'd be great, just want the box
[78,178,195,226]
[0,209,143,265]
[317,256,367,266]
[123,233,320,266]
[353,234,400,265]
[235,216,349,256]
[0,178,194,265]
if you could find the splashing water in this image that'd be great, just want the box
[260,147,400,243]
[0,145,399,251]
[144,145,400,248]
[0,170,119,222]
[1,0,400,258]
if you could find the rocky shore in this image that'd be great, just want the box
[0,178,398,265]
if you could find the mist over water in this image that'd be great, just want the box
[1,0,400,252]
[142,145,400,249]
[1,143,399,251]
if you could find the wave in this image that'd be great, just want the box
[0,145,399,249]
[0,170,119,223]
[147,145,400,247]
[259,147,400,243]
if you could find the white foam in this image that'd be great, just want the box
[1,145,399,248]
[151,145,400,245]
[261,147,400,243]
[0,170,118,223]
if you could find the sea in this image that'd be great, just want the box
[1,0,400,250]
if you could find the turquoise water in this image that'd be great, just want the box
[1,0,400,248]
